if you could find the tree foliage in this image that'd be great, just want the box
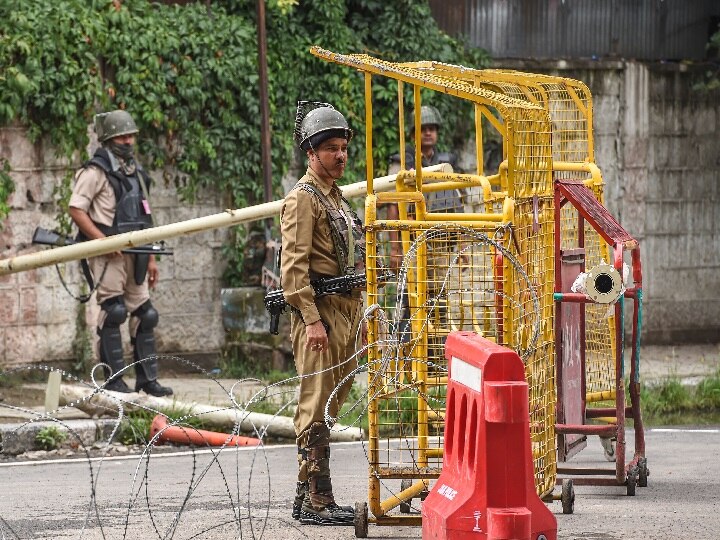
[0,0,489,274]
[694,23,720,92]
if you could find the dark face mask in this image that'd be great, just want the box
[108,141,135,160]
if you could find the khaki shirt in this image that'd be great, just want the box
[68,165,116,227]
[280,168,346,325]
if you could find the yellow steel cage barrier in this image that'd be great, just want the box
[311,47,615,529]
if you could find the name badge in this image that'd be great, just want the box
[142,199,152,214]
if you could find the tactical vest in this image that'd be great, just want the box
[77,148,154,288]
[83,148,153,236]
[389,148,463,213]
[294,182,365,276]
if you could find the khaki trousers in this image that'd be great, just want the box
[292,293,363,448]
[89,253,149,339]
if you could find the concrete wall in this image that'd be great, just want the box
[0,126,230,366]
[493,58,720,343]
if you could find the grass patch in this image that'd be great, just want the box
[641,369,720,424]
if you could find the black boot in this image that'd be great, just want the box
[293,480,352,520]
[136,380,173,397]
[299,502,354,525]
[292,481,307,520]
[298,422,354,525]
[105,377,133,393]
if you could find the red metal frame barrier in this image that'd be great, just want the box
[422,332,556,540]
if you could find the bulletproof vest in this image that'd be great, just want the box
[295,183,365,276]
[389,148,458,171]
[388,148,463,213]
[84,148,153,236]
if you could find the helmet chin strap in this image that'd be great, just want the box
[309,141,345,181]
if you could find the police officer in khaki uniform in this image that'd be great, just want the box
[69,110,172,397]
[281,103,364,525]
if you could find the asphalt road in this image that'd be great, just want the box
[0,427,718,539]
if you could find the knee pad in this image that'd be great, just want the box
[98,297,127,374]
[132,300,159,332]
[101,296,128,327]
[132,300,159,384]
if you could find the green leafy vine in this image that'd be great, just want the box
[0,0,489,281]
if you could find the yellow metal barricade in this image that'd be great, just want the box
[312,48,558,532]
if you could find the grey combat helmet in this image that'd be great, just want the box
[94,110,139,143]
[409,104,443,130]
[294,101,353,151]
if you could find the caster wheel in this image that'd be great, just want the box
[638,458,649,488]
[601,436,617,462]
[400,479,412,513]
[627,468,637,496]
[561,479,575,515]
[354,501,369,538]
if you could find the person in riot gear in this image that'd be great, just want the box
[68,110,173,397]
[386,104,464,268]
[281,102,366,525]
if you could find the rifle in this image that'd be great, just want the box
[32,227,174,256]
[264,270,394,335]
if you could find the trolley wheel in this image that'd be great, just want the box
[601,436,617,462]
[638,458,649,488]
[561,479,575,515]
[626,468,638,496]
[354,501,369,538]
[399,479,412,514]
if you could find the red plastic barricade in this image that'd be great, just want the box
[422,331,557,540]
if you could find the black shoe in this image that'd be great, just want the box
[136,380,173,397]
[105,377,133,393]
[299,502,354,525]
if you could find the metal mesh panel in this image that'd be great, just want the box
[366,220,557,504]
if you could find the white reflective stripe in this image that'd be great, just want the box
[651,428,720,434]
[451,356,482,392]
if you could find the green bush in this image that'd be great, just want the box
[0,1,489,278]
[35,426,68,450]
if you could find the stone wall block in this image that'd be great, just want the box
[40,322,75,360]
[622,138,649,168]
[0,289,19,325]
[622,169,649,203]
[157,313,225,354]
[4,326,39,364]
[657,170,683,200]
[0,127,37,169]
[19,287,38,324]
[593,98,621,135]
[7,172,29,210]
[692,106,716,136]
